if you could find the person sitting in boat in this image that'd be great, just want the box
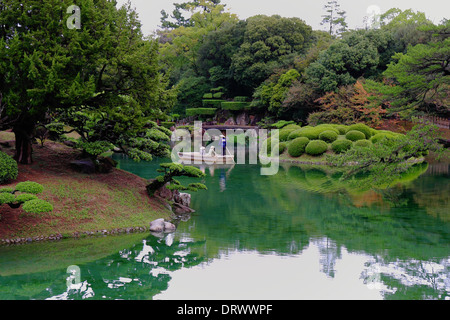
[207,146,216,157]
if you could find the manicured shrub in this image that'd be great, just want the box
[0,151,18,184]
[288,127,319,140]
[203,93,213,99]
[288,137,310,157]
[334,125,349,135]
[319,130,338,143]
[278,142,287,154]
[353,139,372,148]
[221,101,251,110]
[346,130,366,141]
[282,124,302,130]
[280,128,296,141]
[202,99,225,107]
[213,92,224,99]
[271,120,295,129]
[370,133,395,144]
[271,142,287,156]
[185,108,217,116]
[314,124,340,135]
[14,181,44,194]
[0,192,15,204]
[21,199,53,214]
[305,140,328,156]
[347,123,373,139]
[234,96,249,102]
[331,139,353,154]
[15,194,39,203]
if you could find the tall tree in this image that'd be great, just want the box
[0,0,173,164]
[321,0,348,36]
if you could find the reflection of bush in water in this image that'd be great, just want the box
[305,169,328,187]
[280,163,429,195]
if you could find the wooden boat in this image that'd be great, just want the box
[177,146,235,164]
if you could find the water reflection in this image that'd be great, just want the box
[0,160,448,300]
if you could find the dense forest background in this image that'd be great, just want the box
[155,0,449,126]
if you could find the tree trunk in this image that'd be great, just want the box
[13,120,35,164]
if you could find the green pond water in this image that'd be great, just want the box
[0,156,449,300]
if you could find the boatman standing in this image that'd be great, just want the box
[220,134,227,156]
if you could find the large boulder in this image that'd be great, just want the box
[236,112,249,126]
[149,218,176,233]
[224,117,236,126]
[70,159,95,174]
[174,192,191,207]
[171,202,195,215]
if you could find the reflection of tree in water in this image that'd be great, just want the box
[317,238,341,278]
[362,257,450,300]
[0,234,207,300]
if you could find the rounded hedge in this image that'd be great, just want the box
[280,128,296,141]
[319,130,338,143]
[370,133,394,144]
[0,151,18,184]
[288,137,310,157]
[22,199,53,214]
[278,142,287,155]
[347,123,373,139]
[305,140,328,156]
[353,139,372,148]
[346,130,366,141]
[0,192,15,205]
[331,139,353,154]
[15,181,44,194]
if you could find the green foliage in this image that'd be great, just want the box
[319,130,338,143]
[77,140,115,158]
[0,181,52,213]
[0,151,18,184]
[331,139,353,154]
[382,24,450,113]
[0,192,15,205]
[203,93,213,99]
[280,128,296,142]
[327,124,445,184]
[370,133,399,144]
[234,96,249,102]
[21,199,53,214]
[288,125,338,140]
[353,139,372,148]
[15,181,44,194]
[15,194,39,203]
[202,99,226,107]
[147,163,207,196]
[231,15,312,89]
[288,137,310,157]
[221,102,251,110]
[347,123,373,139]
[305,140,329,156]
[186,108,218,116]
[271,120,296,129]
[345,130,366,141]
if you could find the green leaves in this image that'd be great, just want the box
[0,181,53,213]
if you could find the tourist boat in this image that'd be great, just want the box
[177,146,235,164]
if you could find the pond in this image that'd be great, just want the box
[0,156,449,300]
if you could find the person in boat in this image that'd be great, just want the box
[220,134,227,156]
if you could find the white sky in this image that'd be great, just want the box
[115,0,449,36]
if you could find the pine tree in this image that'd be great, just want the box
[321,0,348,36]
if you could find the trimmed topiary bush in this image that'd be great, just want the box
[319,130,338,143]
[288,137,310,157]
[280,128,296,141]
[282,124,302,130]
[331,139,353,154]
[305,140,328,156]
[21,199,53,214]
[370,133,395,144]
[15,181,44,194]
[0,151,18,184]
[346,130,366,141]
[354,139,372,148]
[347,123,373,139]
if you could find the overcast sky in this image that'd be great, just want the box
[115,0,449,36]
